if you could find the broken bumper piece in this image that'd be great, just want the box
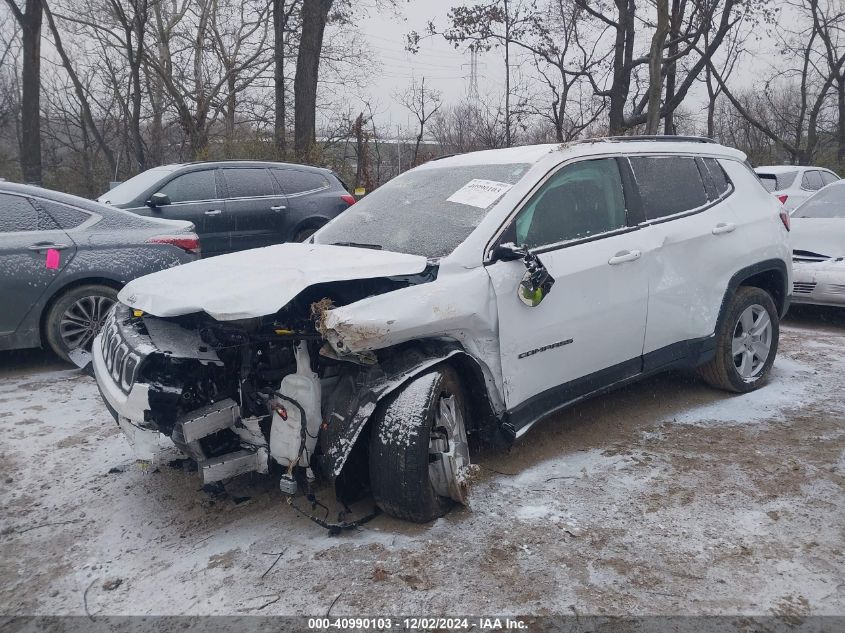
[93,331,160,460]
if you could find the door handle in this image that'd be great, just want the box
[205,209,222,216]
[712,222,736,235]
[608,250,641,265]
[270,205,286,212]
[28,242,70,251]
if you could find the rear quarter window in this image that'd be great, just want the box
[36,199,92,229]
[629,156,709,220]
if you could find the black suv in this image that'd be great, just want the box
[98,161,354,257]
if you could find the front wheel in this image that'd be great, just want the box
[697,286,779,393]
[369,366,470,523]
[44,284,117,362]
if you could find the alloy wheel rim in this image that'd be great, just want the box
[428,393,470,502]
[732,303,772,381]
[59,294,115,351]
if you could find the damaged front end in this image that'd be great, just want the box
[92,265,492,509]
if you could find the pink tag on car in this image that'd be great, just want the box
[45,249,60,270]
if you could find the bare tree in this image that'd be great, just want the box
[396,76,442,166]
[3,0,42,183]
[708,0,844,165]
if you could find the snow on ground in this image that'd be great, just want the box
[1,307,844,617]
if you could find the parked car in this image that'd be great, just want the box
[789,180,845,307]
[92,137,791,523]
[0,183,199,361]
[754,165,839,210]
[97,161,355,257]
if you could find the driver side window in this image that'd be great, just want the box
[515,158,627,248]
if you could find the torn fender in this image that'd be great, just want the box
[320,342,482,478]
[321,265,505,404]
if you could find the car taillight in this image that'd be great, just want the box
[779,210,790,231]
[146,233,201,254]
[340,194,356,206]
[777,194,789,205]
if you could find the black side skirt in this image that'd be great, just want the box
[501,335,716,440]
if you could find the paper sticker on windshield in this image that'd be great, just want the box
[447,179,513,209]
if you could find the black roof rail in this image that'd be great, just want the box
[577,135,716,144]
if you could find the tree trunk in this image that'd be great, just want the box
[645,0,670,134]
[608,0,635,135]
[274,0,287,157]
[294,0,332,161]
[7,0,44,184]
[838,77,845,167]
[663,0,683,135]
[503,0,511,147]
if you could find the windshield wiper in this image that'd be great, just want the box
[330,241,383,250]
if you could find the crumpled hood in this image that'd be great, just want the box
[791,218,845,258]
[118,243,428,321]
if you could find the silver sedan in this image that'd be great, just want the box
[790,180,845,307]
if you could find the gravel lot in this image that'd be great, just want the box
[1,307,844,617]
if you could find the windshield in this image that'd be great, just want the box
[793,184,845,218]
[315,163,532,257]
[98,167,179,205]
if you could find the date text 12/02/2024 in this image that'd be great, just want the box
[306,617,528,630]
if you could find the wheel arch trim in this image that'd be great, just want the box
[322,342,496,481]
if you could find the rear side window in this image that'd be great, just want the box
[273,169,329,194]
[758,171,796,192]
[161,170,217,203]
[37,199,91,229]
[630,156,708,220]
[0,194,54,232]
[801,170,824,191]
[820,171,839,186]
[223,168,275,198]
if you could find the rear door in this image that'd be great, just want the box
[632,155,742,365]
[0,192,77,336]
[270,168,333,241]
[222,167,289,252]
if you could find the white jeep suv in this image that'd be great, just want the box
[92,137,792,523]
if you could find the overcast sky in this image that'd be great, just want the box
[353,0,503,133]
[349,0,780,135]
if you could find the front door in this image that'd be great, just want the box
[485,157,650,435]
[0,192,77,336]
[152,168,227,257]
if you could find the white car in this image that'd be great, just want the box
[92,137,792,523]
[790,180,845,307]
[755,165,840,211]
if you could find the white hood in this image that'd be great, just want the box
[791,218,845,258]
[118,243,428,321]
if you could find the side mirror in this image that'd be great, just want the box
[490,241,527,262]
[147,192,170,208]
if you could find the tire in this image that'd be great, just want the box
[295,226,321,242]
[697,286,779,393]
[369,366,470,523]
[44,284,118,362]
